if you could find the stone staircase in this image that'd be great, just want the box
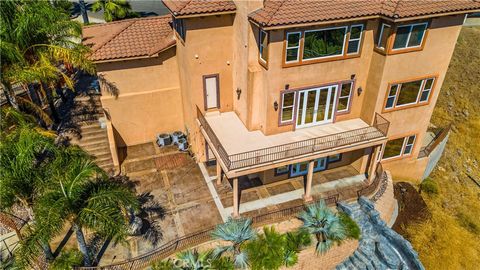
[68,94,115,174]
[336,198,424,270]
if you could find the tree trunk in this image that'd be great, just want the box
[43,84,60,123]
[79,0,90,24]
[25,207,54,260]
[1,79,19,109]
[73,223,92,266]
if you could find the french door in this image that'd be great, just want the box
[296,85,338,128]
[290,158,327,177]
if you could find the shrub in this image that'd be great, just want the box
[338,212,361,240]
[246,226,311,270]
[151,259,174,270]
[49,249,83,270]
[420,178,439,195]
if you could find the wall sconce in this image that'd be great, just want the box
[236,88,242,100]
[285,84,290,90]
[274,101,279,111]
[357,87,363,96]
[351,74,356,80]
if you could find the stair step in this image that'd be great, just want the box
[93,152,112,160]
[78,133,109,144]
[96,158,113,167]
[81,128,107,137]
[79,139,109,150]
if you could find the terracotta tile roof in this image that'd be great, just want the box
[249,0,480,27]
[82,16,175,62]
[162,0,236,16]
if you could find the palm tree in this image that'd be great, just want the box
[211,217,256,269]
[32,153,139,266]
[173,249,234,270]
[91,0,133,22]
[298,201,347,254]
[1,1,95,125]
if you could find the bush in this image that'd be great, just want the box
[49,249,83,270]
[246,226,311,270]
[339,212,361,240]
[420,178,439,195]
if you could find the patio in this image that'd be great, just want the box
[204,163,366,218]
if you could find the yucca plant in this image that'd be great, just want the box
[298,201,347,254]
[211,217,256,269]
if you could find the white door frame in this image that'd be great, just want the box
[203,74,220,110]
[296,85,338,128]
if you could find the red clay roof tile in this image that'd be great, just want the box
[82,16,175,62]
[162,0,236,16]
[249,0,480,27]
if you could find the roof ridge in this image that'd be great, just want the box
[91,20,136,54]
[83,15,171,29]
[176,0,193,14]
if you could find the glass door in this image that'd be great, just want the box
[296,85,338,128]
[290,157,327,177]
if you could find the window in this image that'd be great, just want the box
[285,32,301,62]
[328,154,342,163]
[290,158,327,177]
[275,165,290,175]
[280,92,295,123]
[382,135,416,160]
[392,23,427,50]
[347,25,363,54]
[303,26,347,60]
[377,23,391,49]
[337,82,353,112]
[173,18,185,40]
[384,77,436,110]
[259,30,269,63]
[420,78,434,102]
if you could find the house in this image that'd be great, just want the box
[82,0,480,217]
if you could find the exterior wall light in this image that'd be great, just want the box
[357,87,363,96]
[236,88,242,100]
[274,101,279,111]
[351,74,356,80]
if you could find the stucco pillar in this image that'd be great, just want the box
[232,178,240,218]
[216,162,222,185]
[359,147,373,174]
[303,160,315,202]
[368,145,381,182]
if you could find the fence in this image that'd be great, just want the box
[76,194,340,270]
[198,107,390,171]
[418,124,451,158]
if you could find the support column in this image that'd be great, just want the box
[368,145,381,182]
[232,178,240,218]
[216,162,222,185]
[303,160,314,202]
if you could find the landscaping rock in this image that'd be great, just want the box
[336,199,425,270]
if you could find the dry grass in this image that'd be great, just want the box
[403,26,480,269]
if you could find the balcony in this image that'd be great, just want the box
[197,107,389,177]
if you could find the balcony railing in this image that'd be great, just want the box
[418,124,451,158]
[198,107,389,171]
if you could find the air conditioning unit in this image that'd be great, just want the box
[157,133,172,147]
[172,131,185,145]
[178,138,188,151]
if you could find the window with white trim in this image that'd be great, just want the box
[303,26,348,60]
[376,23,391,49]
[347,25,363,54]
[382,135,416,160]
[259,29,269,63]
[392,23,428,50]
[385,77,435,110]
[337,81,353,113]
[285,32,301,63]
[280,92,295,123]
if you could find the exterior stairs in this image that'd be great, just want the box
[336,198,424,270]
[68,94,115,174]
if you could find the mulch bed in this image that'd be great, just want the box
[392,182,431,236]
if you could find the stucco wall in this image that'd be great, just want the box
[97,47,184,147]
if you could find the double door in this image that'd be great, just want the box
[296,85,338,128]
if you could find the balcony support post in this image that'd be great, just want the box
[303,160,314,202]
[216,162,222,185]
[232,177,240,218]
[368,145,381,182]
